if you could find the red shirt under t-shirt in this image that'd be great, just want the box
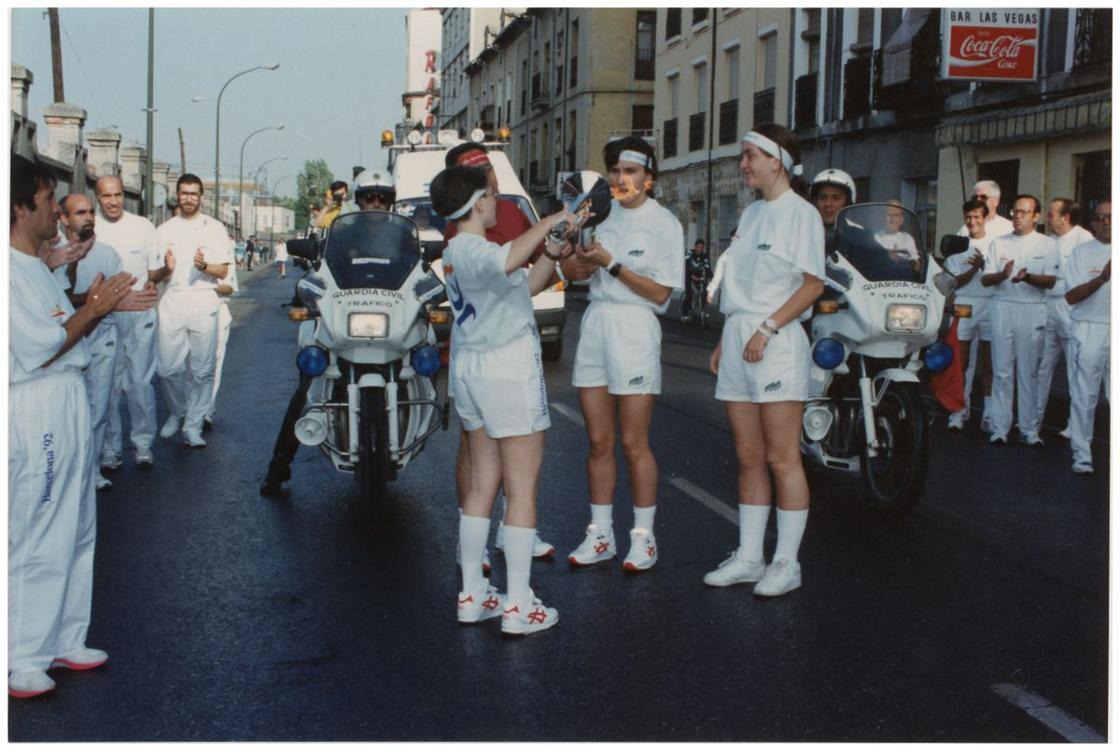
[442,198,541,261]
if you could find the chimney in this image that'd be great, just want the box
[119,145,147,191]
[11,64,33,119]
[42,101,87,163]
[86,128,122,178]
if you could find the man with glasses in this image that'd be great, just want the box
[958,179,1014,239]
[980,194,1059,446]
[353,170,396,211]
[1064,201,1111,474]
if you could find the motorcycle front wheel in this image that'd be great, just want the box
[859,382,928,515]
[358,387,390,507]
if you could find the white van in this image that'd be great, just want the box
[390,144,567,360]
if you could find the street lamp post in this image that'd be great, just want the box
[237,124,285,239]
[211,62,279,225]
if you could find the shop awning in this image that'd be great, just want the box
[936,90,1111,147]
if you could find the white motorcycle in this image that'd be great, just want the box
[286,211,448,505]
[801,203,960,514]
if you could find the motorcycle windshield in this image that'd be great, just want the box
[835,203,926,283]
[323,211,420,291]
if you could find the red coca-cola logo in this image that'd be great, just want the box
[958,33,1028,63]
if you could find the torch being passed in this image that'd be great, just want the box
[549,169,613,245]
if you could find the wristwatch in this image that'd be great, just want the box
[608,261,623,278]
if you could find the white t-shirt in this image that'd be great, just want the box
[984,231,1059,304]
[1065,239,1110,324]
[874,230,919,261]
[443,232,534,352]
[943,236,993,300]
[1050,225,1095,298]
[95,210,159,291]
[958,214,1014,239]
[10,247,90,384]
[155,214,234,292]
[588,197,684,314]
[720,189,826,320]
[51,239,124,327]
[276,242,289,262]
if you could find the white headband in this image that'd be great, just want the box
[741,131,803,176]
[448,188,487,220]
[618,149,652,169]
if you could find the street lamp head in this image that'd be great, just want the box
[191,96,206,102]
[275,124,286,131]
[263,62,280,71]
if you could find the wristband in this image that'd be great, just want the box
[756,326,774,340]
[542,244,562,261]
[761,317,779,335]
[608,261,623,278]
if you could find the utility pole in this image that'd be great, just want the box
[145,8,155,221]
[47,8,64,102]
[178,128,187,173]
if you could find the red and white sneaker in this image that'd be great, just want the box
[457,581,503,624]
[51,647,109,671]
[495,521,556,559]
[9,670,55,698]
[501,590,559,636]
[567,524,616,567]
[622,529,658,572]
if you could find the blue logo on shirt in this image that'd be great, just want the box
[446,276,476,327]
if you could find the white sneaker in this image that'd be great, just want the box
[501,589,558,636]
[51,647,108,671]
[1059,426,1072,440]
[753,557,802,597]
[703,550,766,587]
[980,415,995,433]
[135,448,154,468]
[95,474,112,491]
[457,581,503,624]
[1072,462,1094,475]
[183,430,207,448]
[947,412,965,431]
[622,529,658,572]
[160,415,183,439]
[8,670,55,698]
[455,544,492,576]
[1020,433,1044,448]
[495,521,557,558]
[989,433,1008,445]
[100,454,123,471]
[567,524,616,567]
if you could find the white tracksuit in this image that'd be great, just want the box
[154,214,233,436]
[9,248,97,673]
[1035,225,1094,426]
[96,210,160,458]
[984,231,1059,439]
[1065,239,1110,467]
[207,265,239,420]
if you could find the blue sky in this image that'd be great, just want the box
[10,7,409,199]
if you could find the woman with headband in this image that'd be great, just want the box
[704,123,825,597]
[561,136,684,573]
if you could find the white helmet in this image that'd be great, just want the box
[353,169,396,206]
[811,168,856,204]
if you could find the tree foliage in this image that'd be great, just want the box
[294,159,335,228]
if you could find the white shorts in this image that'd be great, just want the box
[572,302,662,395]
[716,312,810,402]
[956,297,991,342]
[451,332,550,439]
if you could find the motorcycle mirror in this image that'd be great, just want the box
[287,238,319,262]
[933,270,958,296]
[939,234,970,258]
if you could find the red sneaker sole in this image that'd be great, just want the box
[50,657,107,671]
[9,687,53,698]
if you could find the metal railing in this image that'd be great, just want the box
[1073,9,1111,70]
[688,112,706,152]
[718,99,738,145]
[753,87,775,126]
[662,117,678,159]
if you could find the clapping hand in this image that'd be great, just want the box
[1012,268,1028,283]
[115,285,159,312]
[1101,260,1111,282]
[1002,260,1014,279]
[164,248,176,271]
[86,272,135,316]
[966,251,984,269]
[43,236,94,270]
[193,249,207,271]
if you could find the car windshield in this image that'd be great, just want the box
[835,203,927,283]
[323,211,420,290]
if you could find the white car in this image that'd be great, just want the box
[389,144,567,360]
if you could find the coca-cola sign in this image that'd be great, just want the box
[942,9,1040,81]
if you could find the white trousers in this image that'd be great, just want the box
[1035,296,1074,427]
[84,321,120,475]
[104,308,158,457]
[988,301,1046,438]
[207,302,232,419]
[9,372,96,673]
[157,289,219,435]
[1068,320,1110,467]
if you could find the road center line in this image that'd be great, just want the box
[668,477,737,525]
[551,402,584,427]
[990,683,1104,742]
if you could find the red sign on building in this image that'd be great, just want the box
[942,9,1040,82]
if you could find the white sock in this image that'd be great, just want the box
[590,503,613,530]
[503,525,535,607]
[633,505,656,532]
[738,504,770,562]
[773,508,809,563]
[459,514,490,595]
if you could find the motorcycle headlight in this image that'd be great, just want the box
[923,341,954,372]
[296,345,329,376]
[410,345,441,376]
[885,304,928,333]
[348,312,389,338]
[811,337,846,370]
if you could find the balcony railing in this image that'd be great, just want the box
[662,117,678,159]
[531,73,550,109]
[843,56,872,120]
[794,72,818,130]
[753,87,775,126]
[1073,9,1111,70]
[718,99,738,145]
[635,46,655,80]
[688,112,706,152]
[555,65,564,95]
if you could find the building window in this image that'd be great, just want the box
[726,44,740,99]
[632,104,654,133]
[696,62,708,113]
[663,117,678,159]
[669,73,680,118]
[804,9,821,74]
[570,19,579,88]
[666,8,681,40]
[635,11,656,80]
[692,9,709,26]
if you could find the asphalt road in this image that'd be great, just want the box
[9,265,1109,742]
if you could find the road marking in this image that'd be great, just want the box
[990,683,1104,742]
[551,402,584,427]
[668,477,737,525]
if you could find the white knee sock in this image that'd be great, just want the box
[773,508,809,563]
[739,504,770,562]
[459,514,491,595]
[590,503,613,530]
[503,525,536,607]
[633,505,656,532]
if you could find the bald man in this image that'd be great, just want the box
[94,176,162,470]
